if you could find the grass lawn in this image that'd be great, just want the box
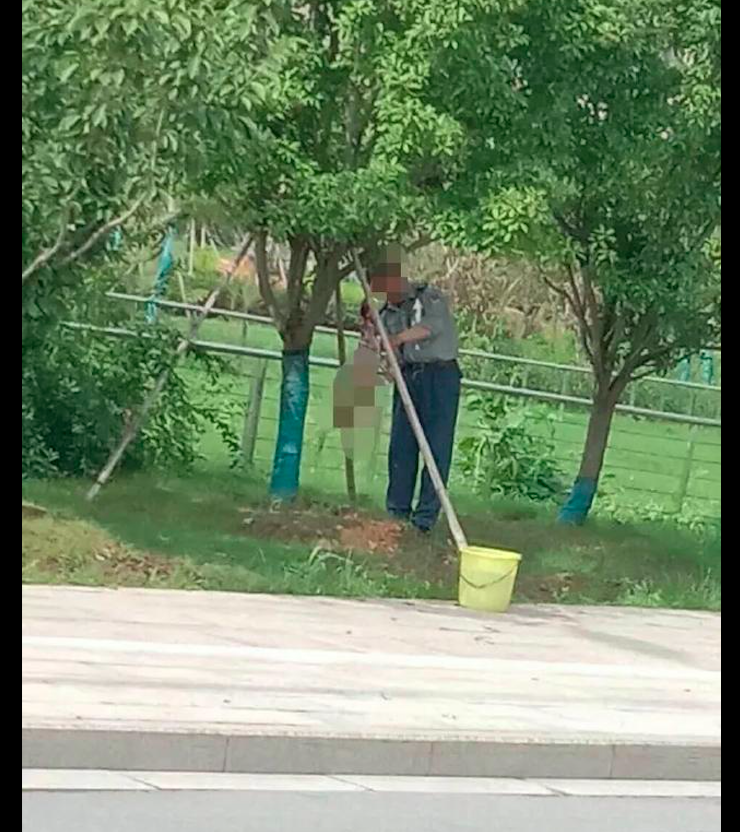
[30,298,718,610]
[22,469,721,611]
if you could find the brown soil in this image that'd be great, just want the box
[240,505,412,557]
[236,503,638,604]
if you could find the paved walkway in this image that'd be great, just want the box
[21,586,721,778]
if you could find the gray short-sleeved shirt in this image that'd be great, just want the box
[380,283,459,364]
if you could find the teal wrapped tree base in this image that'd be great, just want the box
[270,350,310,500]
[145,229,175,324]
[558,477,598,525]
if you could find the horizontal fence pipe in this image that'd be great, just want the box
[64,321,722,430]
[462,378,721,427]
[107,292,720,394]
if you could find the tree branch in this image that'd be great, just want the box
[286,236,310,314]
[58,197,146,270]
[561,262,595,367]
[255,231,284,328]
[615,309,660,385]
[603,303,628,368]
[553,210,589,245]
[406,233,432,253]
[580,264,608,380]
[629,365,664,383]
[338,260,357,281]
[541,271,576,311]
[302,246,342,341]
[22,211,70,284]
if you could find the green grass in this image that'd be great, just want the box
[22,475,446,599]
[22,471,721,610]
[38,299,718,609]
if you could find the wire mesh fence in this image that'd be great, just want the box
[208,353,721,521]
[82,295,722,521]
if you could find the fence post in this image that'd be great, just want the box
[241,359,268,468]
[559,372,570,419]
[368,391,386,486]
[240,285,249,346]
[675,427,698,514]
[674,391,699,514]
[188,220,196,276]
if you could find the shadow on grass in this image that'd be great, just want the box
[22,470,720,610]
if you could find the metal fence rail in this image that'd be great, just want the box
[64,320,722,428]
[64,319,722,520]
[107,291,721,395]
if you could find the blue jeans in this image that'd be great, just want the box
[387,362,461,530]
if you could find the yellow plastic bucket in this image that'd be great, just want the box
[458,546,522,613]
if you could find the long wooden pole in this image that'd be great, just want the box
[351,250,468,551]
[86,235,253,501]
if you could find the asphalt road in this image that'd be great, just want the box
[22,790,721,832]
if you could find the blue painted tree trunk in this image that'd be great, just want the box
[145,229,175,324]
[700,350,715,385]
[270,350,310,500]
[676,356,692,382]
[558,386,620,525]
[558,477,598,525]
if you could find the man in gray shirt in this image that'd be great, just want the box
[366,246,461,532]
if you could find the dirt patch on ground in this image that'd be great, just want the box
[236,503,652,604]
[240,506,411,557]
[22,514,203,588]
[338,517,405,554]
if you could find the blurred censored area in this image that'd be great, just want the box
[332,244,404,459]
[333,343,386,459]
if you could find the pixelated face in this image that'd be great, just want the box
[370,261,407,305]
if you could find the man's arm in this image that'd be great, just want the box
[390,289,450,348]
[388,325,432,348]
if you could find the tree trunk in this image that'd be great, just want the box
[270,346,311,501]
[558,382,622,525]
[265,245,344,501]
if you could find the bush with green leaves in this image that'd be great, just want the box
[22,325,238,479]
[458,395,567,503]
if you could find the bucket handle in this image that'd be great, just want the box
[460,565,518,592]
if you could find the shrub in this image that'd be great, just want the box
[457,394,567,502]
[22,325,238,479]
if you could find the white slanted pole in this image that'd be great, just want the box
[87,235,253,501]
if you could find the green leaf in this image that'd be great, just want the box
[58,61,79,83]
[187,55,201,80]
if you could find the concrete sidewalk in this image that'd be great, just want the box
[21,586,721,779]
